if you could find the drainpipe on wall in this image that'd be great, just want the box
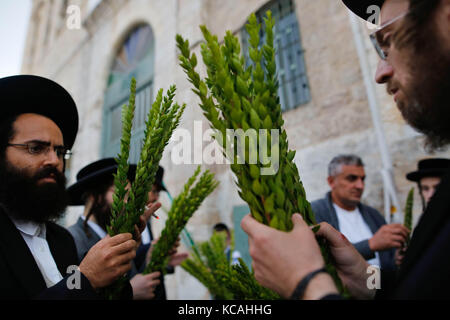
[347,12,402,223]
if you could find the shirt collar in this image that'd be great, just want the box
[9,216,46,238]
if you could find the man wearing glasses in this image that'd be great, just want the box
[0,75,156,299]
[241,0,450,300]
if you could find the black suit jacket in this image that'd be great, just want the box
[0,204,101,299]
[376,168,450,299]
[392,168,450,299]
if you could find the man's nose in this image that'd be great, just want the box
[42,147,61,167]
[375,59,394,84]
[355,178,365,189]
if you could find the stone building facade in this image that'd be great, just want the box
[21,0,450,299]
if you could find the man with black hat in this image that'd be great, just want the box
[394,158,450,266]
[241,0,450,300]
[0,75,153,299]
[68,160,186,299]
[67,158,162,300]
[406,158,450,211]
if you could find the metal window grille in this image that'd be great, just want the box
[242,0,310,112]
[102,25,154,163]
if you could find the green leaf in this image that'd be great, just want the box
[249,164,260,179]
[252,179,264,196]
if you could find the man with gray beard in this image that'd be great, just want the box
[241,0,450,300]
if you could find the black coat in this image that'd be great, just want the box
[0,205,131,299]
[379,168,450,299]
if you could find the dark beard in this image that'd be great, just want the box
[396,17,450,152]
[91,197,112,232]
[0,159,69,223]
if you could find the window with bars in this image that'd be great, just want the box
[242,0,310,112]
[102,24,155,163]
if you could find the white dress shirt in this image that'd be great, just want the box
[333,203,381,267]
[10,217,63,288]
[141,225,151,245]
[80,215,151,244]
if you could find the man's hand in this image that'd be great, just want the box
[79,233,136,289]
[315,222,375,299]
[130,272,161,300]
[241,213,338,299]
[145,237,187,267]
[368,224,410,251]
[168,252,189,267]
[134,201,161,246]
[140,201,162,229]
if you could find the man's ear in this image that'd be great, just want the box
[327,176,334,189]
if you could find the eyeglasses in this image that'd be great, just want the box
[369,11,408,60]
[7,141,72,160]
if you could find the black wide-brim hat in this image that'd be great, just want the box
[406,158,450,182]
[127,165,167,192]
[68,159,166,205]
[342,0,385,21]
[0,75,79,149]
[67,158,137,205]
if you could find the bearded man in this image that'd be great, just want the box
[241,0,450,300]
[0,75,154,299]
[67,158,161,300]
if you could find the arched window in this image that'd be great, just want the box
[242,0,310,112]
[102,24,155,163]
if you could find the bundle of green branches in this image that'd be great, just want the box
[103,78,185,299]
[181,232,234,299]
[108,80,185,236]
[181,232,280,300]
[176,11,346,295]
[403,187,414,245]
[143,166,219,274]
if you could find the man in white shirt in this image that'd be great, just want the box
[311,154,409,271]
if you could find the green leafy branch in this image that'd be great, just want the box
[103,78,185,299]
[143,166,219,274]
[176,11,347,295]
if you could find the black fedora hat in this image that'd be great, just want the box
[342,0,385,21]
[127,165,167,192]
[406,158,450,182]
[0,75,79,149]
[67,158,137,205]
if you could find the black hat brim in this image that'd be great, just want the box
[0,75,78,149]
[342,0,385,21]
[127,165,167,192]
[406,169,449,182]
[67,166,119,205]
